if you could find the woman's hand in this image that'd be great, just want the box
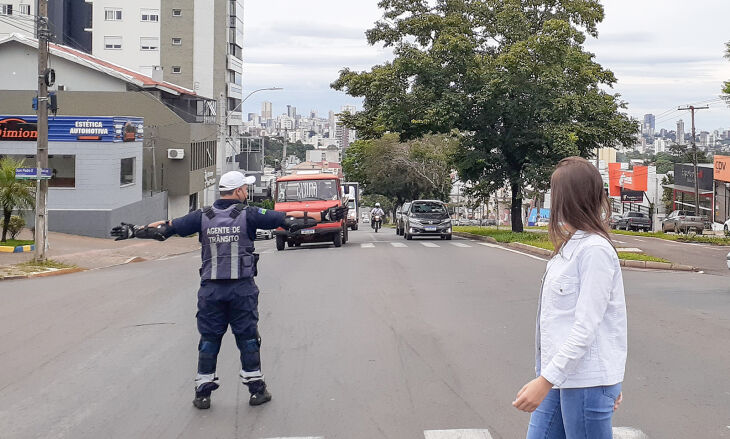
[512,376,553,413]
[613,392,623,412]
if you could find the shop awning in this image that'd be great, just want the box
[662,184,713,195]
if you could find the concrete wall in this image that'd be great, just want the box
[0,41,127,92]
[193,0,215,100]
[49,191,168,238]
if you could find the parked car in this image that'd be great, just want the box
[536,217,550,227]
[396,202,411,235]
[609,214,622,230]
[662,210,710,234]
[481,218,497,226]
[404,200,452,240]
[616,211,651,232]
[256,229,272,240]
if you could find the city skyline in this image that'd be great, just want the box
[242,0,730,132]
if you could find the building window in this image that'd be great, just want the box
[0,4,12,15]
[104,36,122,50]
[120,157,135,186]
[190,141,216,171]
[140,9,159,22]
[104,8,122,21]
[171,37,182,45]
[140,37,159,51]
[49,155,76,188]
[172,8,182,16]
[19,4,30,15]
[171,66,181,74]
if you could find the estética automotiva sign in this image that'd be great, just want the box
[15,167,52,180]
[0,116,144,142]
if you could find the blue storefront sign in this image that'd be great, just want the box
[0,116,143,143]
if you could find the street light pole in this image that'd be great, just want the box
[34,0,49,261]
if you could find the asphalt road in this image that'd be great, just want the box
[0,229,728,438]
[609,232,730,276]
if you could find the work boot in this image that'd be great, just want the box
[193,381,219,410]
[247,381,272,406]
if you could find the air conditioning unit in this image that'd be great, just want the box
[57,85,66,91]
[167,148,185,159]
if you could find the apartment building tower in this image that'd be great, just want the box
[677,119,685,145]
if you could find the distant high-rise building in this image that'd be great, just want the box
[677,119,685,145]
[643,114,655,137]
[287,105,297,118]
[262,101,273,119]
[341,105,357,114]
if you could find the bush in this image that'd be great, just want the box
[8,215,25,240]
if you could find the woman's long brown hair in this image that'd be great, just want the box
[548,157,614,255]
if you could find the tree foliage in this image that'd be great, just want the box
[342,133,456,209]
[261,137,315,168]
[333,0,638,231]
[724,41,730,96]
[0,157,35,242]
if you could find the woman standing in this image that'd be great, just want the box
[512,157,627,438]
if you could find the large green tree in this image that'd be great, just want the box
[0,157,35,242]
[342,133,455,211]
[333,0,638,231]
[724,42,730,95]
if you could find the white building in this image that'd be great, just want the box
[0,1,35,39]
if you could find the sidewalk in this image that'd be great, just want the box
[0,229,201,272]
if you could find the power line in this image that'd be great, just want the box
[0,15,36,34]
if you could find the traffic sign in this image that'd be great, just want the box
[15,167,52,180]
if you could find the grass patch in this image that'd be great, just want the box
[611,229,730,246]
[16,259,75,272]
[454,226,671,263]
[0,240,34,247]
[616,252,670,263]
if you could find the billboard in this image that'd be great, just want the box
[608,163,648,197]
[0,116,143,142]
[620,189,643,203]
[674,163,713,191]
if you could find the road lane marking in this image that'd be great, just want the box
[614,240,627,244]
[612,427,649,438]
[450,242,471,248]
[262,437,324,439]
[424,429,493,439]
[616,248,643,253]
[361,243,375,248]
[477,242,547,261]
[391,242,408,248]
[421,242,440,248]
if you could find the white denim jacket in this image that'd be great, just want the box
[536,230,627,388]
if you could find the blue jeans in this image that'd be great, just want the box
[526,383,622,439]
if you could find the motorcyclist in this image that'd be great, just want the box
[110,171,347,410]
[370,203,385,229]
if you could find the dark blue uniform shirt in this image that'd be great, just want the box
[170,199,286,242]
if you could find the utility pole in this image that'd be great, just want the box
[678,105,708,216]
[34,0,49,261]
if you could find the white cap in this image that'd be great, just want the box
[219,171,255,191]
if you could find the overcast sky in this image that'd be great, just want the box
[242,0,730,131]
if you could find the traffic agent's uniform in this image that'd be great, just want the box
[170,199,286,406]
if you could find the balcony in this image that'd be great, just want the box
[227,82,242,99]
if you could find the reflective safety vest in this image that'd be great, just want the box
[200,204,255,281]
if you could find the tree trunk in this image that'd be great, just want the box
[511,180,524,233]
[1,209,11,242]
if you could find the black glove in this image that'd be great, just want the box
[320,205,349,222]
[283,216,318,233]
[111,222,137,241]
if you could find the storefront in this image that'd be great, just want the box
[0,115,167,237]
[665,163,714,219]
[714,155,730,227]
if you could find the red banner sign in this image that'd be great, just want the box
[608,163,648,197]
[0,117,38,141]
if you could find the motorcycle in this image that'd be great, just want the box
[372,215,382,233]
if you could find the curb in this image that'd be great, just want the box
[0,267,85,281]
[455,232,698,272]
[0,244,35,253]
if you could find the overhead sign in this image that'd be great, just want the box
[15,167,52,180]
[0,116,143,142]
[714,155,730,183]
[620,189,643,203]
[674,163,713,191]
[608,163,648,197]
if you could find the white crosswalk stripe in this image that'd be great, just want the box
[261,437,324,439]
[421,242,440,248]
[612,427,649,438]
[424,429,493,439]
[390,242,408,247]
[450,242,471,248]
[360,243,375,248]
